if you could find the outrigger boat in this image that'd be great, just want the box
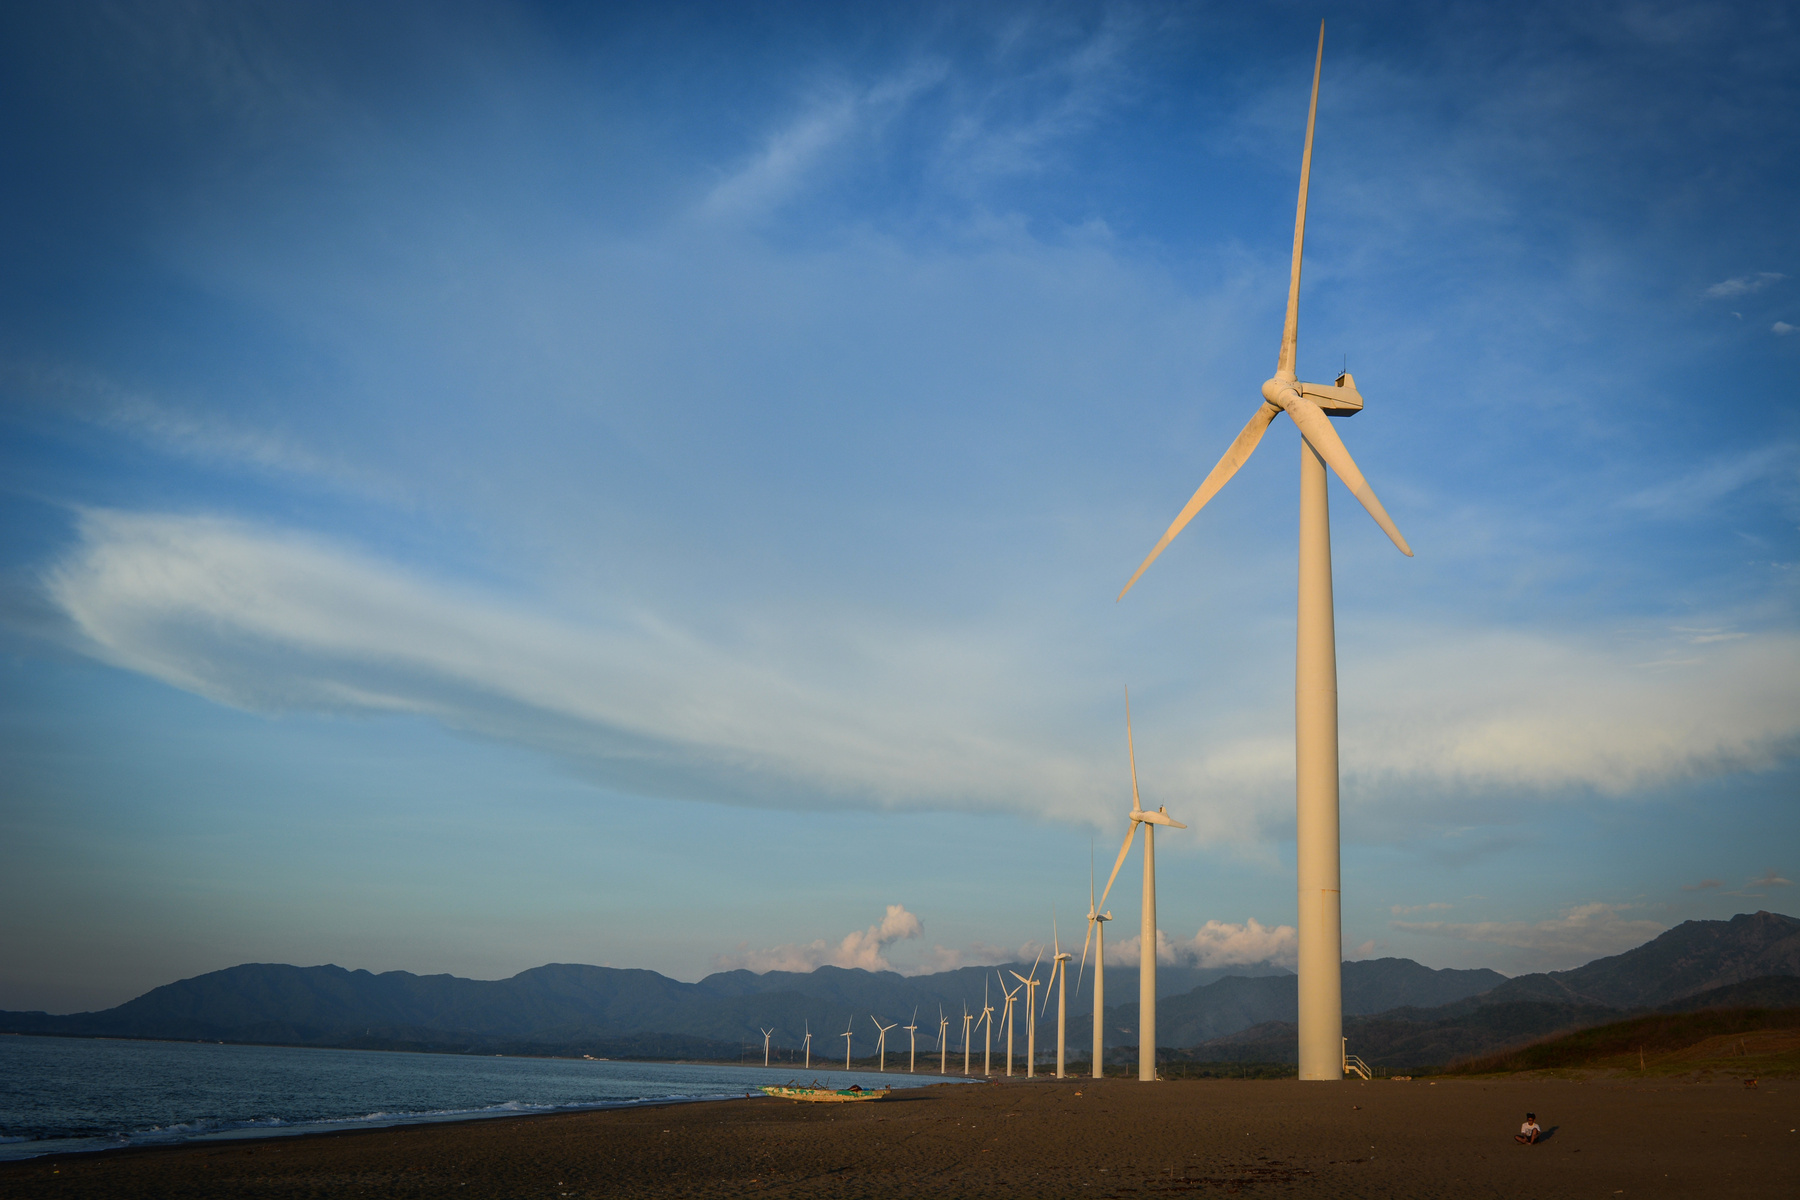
[760,1081,890,1103]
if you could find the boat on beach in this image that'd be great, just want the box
[760,1082,890,1103]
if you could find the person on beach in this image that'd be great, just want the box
[1514,1114,1541,1144]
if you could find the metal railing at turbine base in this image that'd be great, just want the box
[1342,1038,1372,1080]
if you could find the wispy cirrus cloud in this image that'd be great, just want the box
[38,510,1800,837]
[5,362,385,496]
[1619,444,1797,517]
[1703,272,1785,298]
[1392,901,1665,968]
[1725,868,1793,898]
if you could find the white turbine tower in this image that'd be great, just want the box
[871,1016,897,1073]
[904,1008,919,1074]
[979,979,996,1076]
[1116,24,1409,1083]
[938,1006,950,1075]
[1009,952,1043,1079]
[760,1027,775,1068]
[961,1004,974,1075]
[997,975,1021,1077]
[802,1020,812,1070]
[1048,914,1074,1079]
[1077,848,1113,1080]
[841,1015,854,1071]
[1095,689,1186,1082]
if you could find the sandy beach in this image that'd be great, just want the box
[4,1073,1794,1199]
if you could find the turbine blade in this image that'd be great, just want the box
[1076,920,1093,998]
[1098,822,1138,914]
[1282,396,1413,556]
[1126,687,1143,814]
[1278,22,1325,379]
[1117,401,1280,600]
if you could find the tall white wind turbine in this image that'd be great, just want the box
[997,975,1021,1077]
[802,1020,812,1070]
[760,1027,775,1068]
[1095,689,1186,1081]
[1116,24,1410,1082]
[1048,913,1074,1079]
[841,1015,854,1071]
[979,979,996,1076]
[905,1008,919,1074]
[871,1016,897,1073]
[1077,848,1113,1079]
[938,1006,950,1075]
[1009,951,1043,1079]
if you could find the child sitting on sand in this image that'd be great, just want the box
[1514,1114,1541,1144]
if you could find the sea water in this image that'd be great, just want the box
[0,1035,970,1160]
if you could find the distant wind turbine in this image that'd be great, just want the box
[760,1027,775,1068]
[961,1003,974,1075]
[802,1020,812,1070]
[904,1008,919,1074]
[938,1006,950,1075]
[1095,689,1185,1082]
[871,1015,897,1073]
[1114,23,1410,1083]
[841,1014,854,1071]
[1009,950,1043,1079]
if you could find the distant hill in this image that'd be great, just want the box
[1165,912,1800,1071]
[1460,911,1800,1010]
[1444,1002,1800,1075]
[0,958,1440,1059]
[1096,958,1505,1048]
[5,912,1791,1070]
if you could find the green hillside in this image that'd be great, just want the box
[1445,1005,1800,1076]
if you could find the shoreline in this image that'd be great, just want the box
[5,1074,1794,1199]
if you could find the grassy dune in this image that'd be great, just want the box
[1445,1006,1800,1076]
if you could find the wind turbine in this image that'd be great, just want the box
[1115,23,1409,1082]
[1078,845,1113,1079]
[1048,912,1074,1079]
[802,1020,812,1070]
[1094,689,1186,1081]
[904,1008,919,1074]
[1009,951,1042,1079]
[997,974,1021,1077]
[979,979,996,1076]
[938,1006,950,1075]
[871,1016,897,1073]
[841,1014,854,1071]
[760,1027,775,1068]
[961,1003,974,1075]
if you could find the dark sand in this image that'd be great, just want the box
[5,1074,1795,1198]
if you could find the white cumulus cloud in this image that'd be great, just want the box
[714,904,924,973]
[1106,918,1297,968]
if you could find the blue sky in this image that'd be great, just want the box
[2,0,1796,1014]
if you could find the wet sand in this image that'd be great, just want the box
[5,1074,1795,1198]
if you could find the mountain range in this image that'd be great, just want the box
[4,911,1795,1070]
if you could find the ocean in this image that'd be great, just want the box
[0,1034,971,1160]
